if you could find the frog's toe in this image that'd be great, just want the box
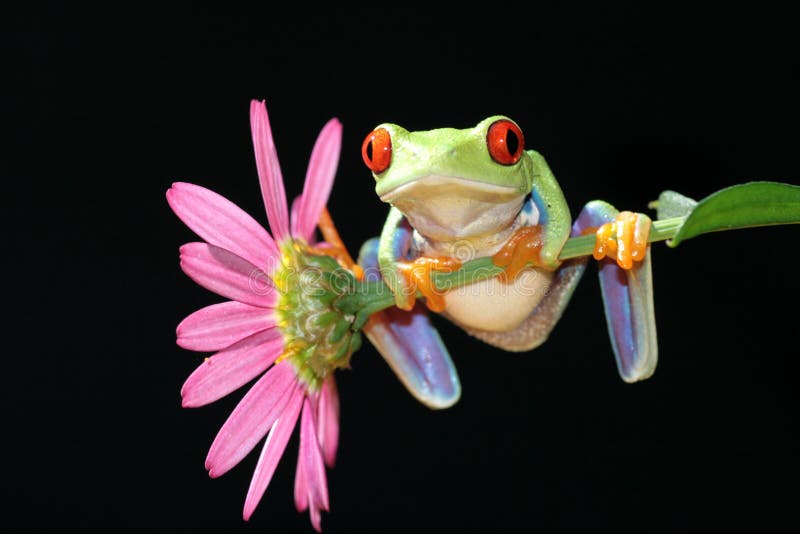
[492,225,550,281]
[396,256,461,312]
[592,210,652,270]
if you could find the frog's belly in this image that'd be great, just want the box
[441,268,554,332]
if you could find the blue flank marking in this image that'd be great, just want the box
[529,190,548,225]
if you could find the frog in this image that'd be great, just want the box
[357,115,657,409]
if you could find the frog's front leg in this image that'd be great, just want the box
[378,206,461,312]
[491,151,572,280]
[360,236,461,409]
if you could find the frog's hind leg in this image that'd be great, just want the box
[574,201,658,383]
[358,237,461,409]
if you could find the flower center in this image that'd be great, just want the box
[273,240,362,391]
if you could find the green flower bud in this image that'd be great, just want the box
[274,242,362,391]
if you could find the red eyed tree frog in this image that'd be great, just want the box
[357,116,656,409]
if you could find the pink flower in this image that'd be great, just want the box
[167,100,352,531]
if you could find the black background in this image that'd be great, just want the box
[7,4,799,533]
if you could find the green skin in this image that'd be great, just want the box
[373,116,573,337]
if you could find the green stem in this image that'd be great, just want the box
[338,181,800,319]
[557,216,685,260]
[433,216,687,287]
[339,216,687,317]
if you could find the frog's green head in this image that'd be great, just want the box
[362,116,536,240]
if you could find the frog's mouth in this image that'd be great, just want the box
[379,174,526,241]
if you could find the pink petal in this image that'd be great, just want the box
[292,118,342,241]
[242,384,304,521]
[309,503,322,533]
[205,362,297,478]
[167,182,279,270]
[250,100,290,243]
[180,242,277,308]
[317,376,340,468]
[294,444,308,512]
[289,195,301,243]
[177,301,277,352]
[180,328,283,408]
[299,397,330,512]
[289,196,320,246]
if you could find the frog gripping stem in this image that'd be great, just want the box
[592,211,652,270]
[396,256,462,312]
[491,225,549,282]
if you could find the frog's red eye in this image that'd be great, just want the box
[362,127,392,173]
[487,119,524,165]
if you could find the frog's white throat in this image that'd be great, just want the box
[381,174,527,242]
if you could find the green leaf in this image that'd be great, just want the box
[668,181,800,247]
[649,190,698,220]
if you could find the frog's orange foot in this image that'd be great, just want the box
[592,211,651,270]
[314,207,364,280]
[491,225,547,282]
[396,256,461,312]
